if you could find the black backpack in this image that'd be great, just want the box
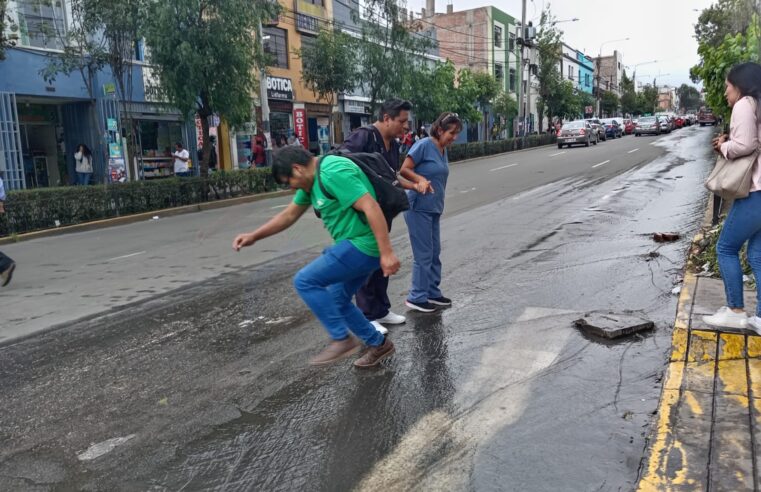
[314,151,409,224]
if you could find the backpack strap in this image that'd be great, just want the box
[315,157,335,200]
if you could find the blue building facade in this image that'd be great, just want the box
[576,51,594,95]
[0,45,196,190]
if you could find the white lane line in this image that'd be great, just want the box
[628,148,640,154]
[489,163,519,172]
[107,251,146,261]
[549,151,566,157]
[269,204,289,209]
[592,160,610,169]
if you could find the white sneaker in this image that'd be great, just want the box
[371,320,388,335]
[375,311,406,325]
[703,306,748,329]
[747,316,761,335]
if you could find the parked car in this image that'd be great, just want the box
[634,116,661,136]
[658,115,672,133]
[621,118,635,135]
[673,115,684,128]
[698,108,717,126]
[557,120,598,148]
[584,118,606,141]
[600,118,623,138]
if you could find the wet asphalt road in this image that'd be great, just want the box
[0,127,715,490]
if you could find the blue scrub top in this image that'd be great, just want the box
[406,137,449,214]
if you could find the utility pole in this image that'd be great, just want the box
[257,20,273,166]
[519,0,527,139]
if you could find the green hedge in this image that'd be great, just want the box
[0,136,556,238]
[0,168,276,237]
[448,134,556,162]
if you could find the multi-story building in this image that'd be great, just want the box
[559,43,594,95]
[0,1,260,188]
[256,0,337,159]
[430,4,520,140]
[658,86,677,111]
[594,50,625,96]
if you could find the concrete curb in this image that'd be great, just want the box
[0,189,295,245]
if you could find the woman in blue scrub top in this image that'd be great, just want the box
[400,112,463,313]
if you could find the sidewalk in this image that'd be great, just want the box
[638,271,761,491]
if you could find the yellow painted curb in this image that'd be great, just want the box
[636,261,699,490]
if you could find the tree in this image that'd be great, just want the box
[694,0,759,49]
[619,71,638,116]
[0,0,19,60]
[471,71,500,140]
[492,90,519,137]
[691,13,760,119]
[299,28,359,144]
[636,85,659,115]
[355,0,433,113]
[535,6,563,133]
[407,60,457,124]
[143,0,280,176]
[601,92,620,116]
[677,84,702,112]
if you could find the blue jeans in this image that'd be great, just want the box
[293,240,384,347]
[717,191,761,315]
[175,171,191,177]
[77,172,91,185]
[404,210,442,303]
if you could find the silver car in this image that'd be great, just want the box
[558,120,598,148]
[634,116,661,136]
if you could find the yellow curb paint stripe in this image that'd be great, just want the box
[747,337,761,358]
[718,333,747,361]
[748,359,761,397]
[688,330,719,363]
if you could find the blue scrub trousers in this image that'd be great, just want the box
[404,210,443,303]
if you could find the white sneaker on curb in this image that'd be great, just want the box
[748,316,761,335]
[703,306,748,329]
[371,320,388,335]
[376,311,406,325]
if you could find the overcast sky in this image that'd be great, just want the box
[409,0,716,88]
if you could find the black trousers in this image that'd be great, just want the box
[0,251,13,271]
[355,216,393,320]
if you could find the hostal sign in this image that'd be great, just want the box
[267,76,294,101]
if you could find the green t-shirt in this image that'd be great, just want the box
[293,155,379,257]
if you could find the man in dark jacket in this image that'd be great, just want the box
[340,99,412,331]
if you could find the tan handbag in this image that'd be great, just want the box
[704,97,760,200]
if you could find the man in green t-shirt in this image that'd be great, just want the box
[232,145,399,368]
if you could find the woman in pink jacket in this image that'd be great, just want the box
[704,62,761,330]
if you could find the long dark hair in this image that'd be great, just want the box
[727,62,761,113]
[78,144,92,157]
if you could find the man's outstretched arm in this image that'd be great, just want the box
[233,202,309,251]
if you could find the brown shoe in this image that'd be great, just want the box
[1,262,15,287]
[309,337,361,366]
[353,338,395,369]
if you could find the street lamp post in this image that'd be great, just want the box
[596,37,629,117]
[629,59,657,88]
[257,20,273,166]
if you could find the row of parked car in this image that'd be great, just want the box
[556,113,700,148]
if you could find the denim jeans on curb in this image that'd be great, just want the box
[0,251,13,271]
[404,210,443,303]
[717,191,761,316]
[293,240,385,347]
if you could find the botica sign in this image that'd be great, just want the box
[267,76,294,101]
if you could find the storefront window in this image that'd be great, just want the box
[137,120,184,178]
[270,112,293,144]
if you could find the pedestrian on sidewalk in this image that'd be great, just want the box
[232,145,399,368]
[704,62,761,331]
[172,142,190,177]
[400,112,462,313]
[339,99,413,331]
[0,173,16,287]
[74,144,93,186]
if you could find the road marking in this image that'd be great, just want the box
[489,163,518,172]
[592,160,610,169]
[549,151,566,157]
[270,204,289,209]
[107,251,146,261]
[628,148,640,154]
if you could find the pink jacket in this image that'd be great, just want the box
[720,96,761,192]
